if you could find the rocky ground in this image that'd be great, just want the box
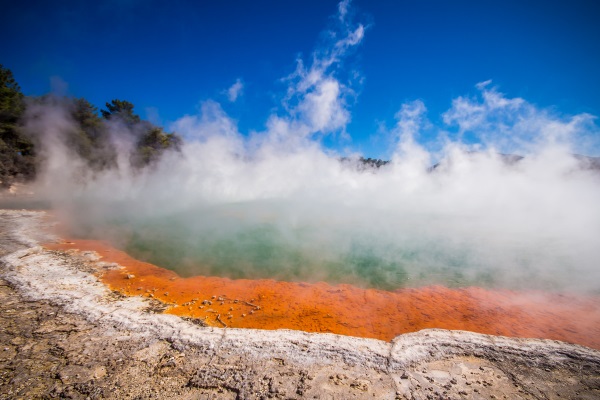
[0,209,598,399]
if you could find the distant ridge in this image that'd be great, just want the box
[340,153,600,173]
[339,157,390,170]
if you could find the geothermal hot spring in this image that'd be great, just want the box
[6,0,598,349]
[8,44,596,349]
[28,96,600,350]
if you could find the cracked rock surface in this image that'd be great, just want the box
[0,210,599,399]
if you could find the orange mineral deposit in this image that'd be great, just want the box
[45,239,600,350]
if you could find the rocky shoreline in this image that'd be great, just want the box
[0,209,599,399]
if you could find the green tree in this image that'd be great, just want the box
[132,125,182,168]
[69,98,116,170]
[101,99,141,126]
[0,65,35,187]
[73,98,102,134]
[0,64,25,121]
[100,98,182,168]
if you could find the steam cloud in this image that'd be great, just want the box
[19,1,600,293]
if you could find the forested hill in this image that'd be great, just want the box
[0,64,182,188]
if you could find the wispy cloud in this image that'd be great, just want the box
[442,81,598,155]
[276,0,365,139]
[338,0,350,21]
[226,78,243,102]
[171,1,366,150]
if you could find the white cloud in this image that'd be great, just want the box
[441,81,598,155]
[475,79,492,90]
[338,0,350,21]
[274,0,365,139]
[336,23,364,49]
[226,78,243,102]
[297,78,349,133]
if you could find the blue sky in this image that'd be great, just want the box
[2,0,599,157]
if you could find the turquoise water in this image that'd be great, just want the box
[122,223,416,290]
[75,202,561,292]
[59,183,597,294]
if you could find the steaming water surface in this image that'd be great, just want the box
[65,152,600,295]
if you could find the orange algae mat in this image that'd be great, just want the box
[45,239,600,350]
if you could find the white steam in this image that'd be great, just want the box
[18,1,600,293]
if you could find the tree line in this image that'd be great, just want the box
[0,64,182,188]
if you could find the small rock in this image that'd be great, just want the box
[350,380,369,391]
[126,274,135,279]
[401,371,409,379]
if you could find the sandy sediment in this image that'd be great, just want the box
[0,209,599,399]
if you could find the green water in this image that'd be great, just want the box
[71,200,586,292]
[89,214,496,291]
[122,223,411,290]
